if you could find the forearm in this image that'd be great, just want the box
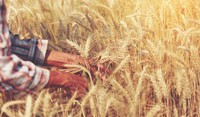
[45,70,74,88]
[9,31,88,69]
[43,50,87,67]
[45,70,88,97]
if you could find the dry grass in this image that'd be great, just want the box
[0,0,200,116]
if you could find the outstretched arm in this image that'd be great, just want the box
[43,50,108,81]
[1,1,87,100]
[9,32,87,67]
[44,50,87,67]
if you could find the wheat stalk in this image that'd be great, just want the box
[24,95,32,117]
[1,100,25,117]
[66,39,83,54]
[65,92,77,111]
[43,93,51,117]
[33,91,45,116]
[146,104,162,117]
[156,69,168,98]
[130,65,148,116]
[112,55,130,75]
[110,78,131,104]
[83,34,94,58]
[81,85,97,117]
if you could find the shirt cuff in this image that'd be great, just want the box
[28,67,50,91]
[34,39,48,66]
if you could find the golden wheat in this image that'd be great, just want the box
[1,0,200,116]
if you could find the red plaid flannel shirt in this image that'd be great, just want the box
[0,0,49,99]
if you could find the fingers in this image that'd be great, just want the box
[63,74,88,98]
[48,70,88,98]
[89,62,110,82]
[70,86,87,98]
[72,75,88,88]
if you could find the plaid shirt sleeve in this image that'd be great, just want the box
[0,0,50,98]
[9,31,49,66]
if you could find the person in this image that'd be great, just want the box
[0,0,105,100]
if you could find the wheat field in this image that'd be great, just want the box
[0,0,200,116]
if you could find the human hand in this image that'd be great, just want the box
[44,51,110,81]
[88,58,111,82]
[46,71,88,98]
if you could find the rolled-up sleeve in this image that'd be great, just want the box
[0,0,50,98]
[9,31,49,66]
[34,39,48,65]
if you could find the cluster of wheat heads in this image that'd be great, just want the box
[0,0,200,116]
